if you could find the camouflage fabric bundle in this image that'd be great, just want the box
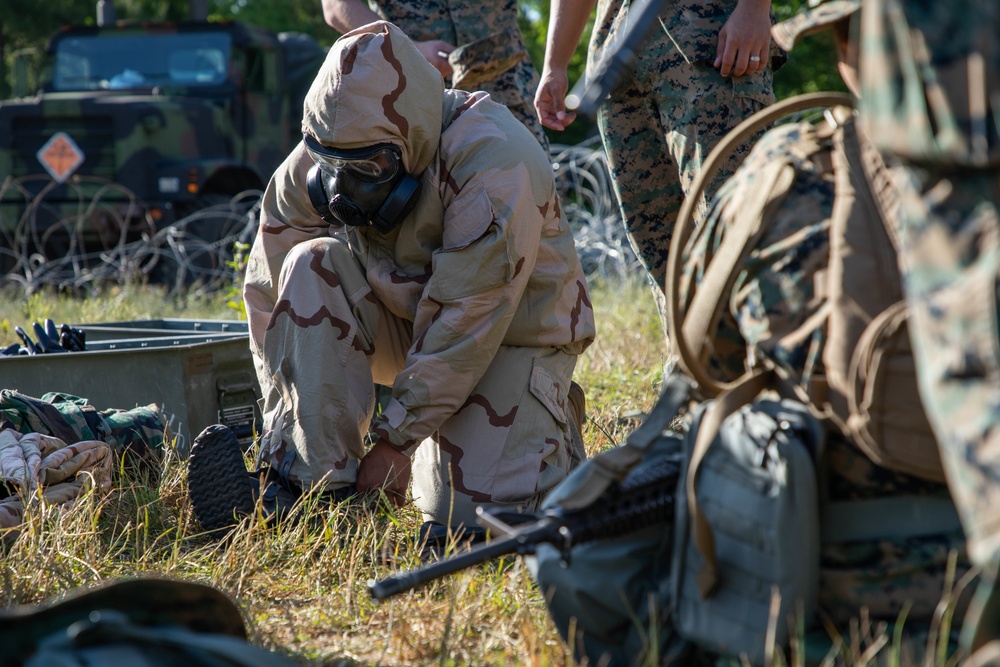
[0,427,113,529]
[0,390,167,477]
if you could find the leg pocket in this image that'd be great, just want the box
[492,352,577,503]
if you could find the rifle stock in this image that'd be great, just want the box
[368,454,681,601]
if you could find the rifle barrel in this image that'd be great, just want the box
[368,523,556,601]
[368,456,681,601]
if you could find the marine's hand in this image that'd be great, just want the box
[535,67,576,131]
[357,437,411,506]
[714,0,772,77]
[415,40,455,79]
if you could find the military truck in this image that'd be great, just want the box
[0,14,326,284]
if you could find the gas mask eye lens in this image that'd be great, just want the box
[326,150,398,182]
[303,135,401,184]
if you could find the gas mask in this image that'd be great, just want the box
[304,134,422,234]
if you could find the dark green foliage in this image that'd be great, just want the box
[772,0,847,98]
[210,0,335,45]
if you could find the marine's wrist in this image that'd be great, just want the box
[371,418,417,456]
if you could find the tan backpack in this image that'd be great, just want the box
[666,92,945,482]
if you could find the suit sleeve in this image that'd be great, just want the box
[372,162,543,452]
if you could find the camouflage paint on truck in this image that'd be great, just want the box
[0,20,326,276]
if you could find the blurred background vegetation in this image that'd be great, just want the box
[0,0,845,146]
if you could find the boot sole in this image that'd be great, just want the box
[188,424,255,533]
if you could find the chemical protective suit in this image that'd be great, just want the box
[242,21,595,527]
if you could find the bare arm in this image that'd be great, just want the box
[714,0,773,77]
[320,0,455,77]
[321,0,379,33]
[534,0,597,131]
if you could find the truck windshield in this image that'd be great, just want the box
[52,32,233,91]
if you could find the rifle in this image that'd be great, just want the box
[367,452,682,601]
[565,0,669,118]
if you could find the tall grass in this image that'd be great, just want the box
[0,277,968,666]
[0,275,668,666]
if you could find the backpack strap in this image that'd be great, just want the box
[684,370,774,596]
[666,93,855,397]
[822,495,961,542]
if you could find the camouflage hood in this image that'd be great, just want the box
[772,0,860,51]
[301,21,443,175]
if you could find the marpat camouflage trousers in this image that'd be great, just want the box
[895,169,1000,567]
[597,54,773,332]
[255,236,582,526]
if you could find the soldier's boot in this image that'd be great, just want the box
[189,424,304,532]
[567,380,587,467]
[189,424,358,534]
[188,424,257,533]
[251,468,302,525]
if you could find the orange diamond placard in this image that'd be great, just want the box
[37,132,85,183]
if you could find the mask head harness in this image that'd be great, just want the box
[304,134,422,234]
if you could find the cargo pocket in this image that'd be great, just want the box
[491,357,572,503]
[731,68,775,113]
[529,357,570,428]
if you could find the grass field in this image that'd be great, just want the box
[0,276,669,666]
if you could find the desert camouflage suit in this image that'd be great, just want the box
[366,0,548,150]
[243,22,595,527]
[587,0,777,332]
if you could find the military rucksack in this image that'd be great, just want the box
[666,91,945,483]
[531,95,967,667]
